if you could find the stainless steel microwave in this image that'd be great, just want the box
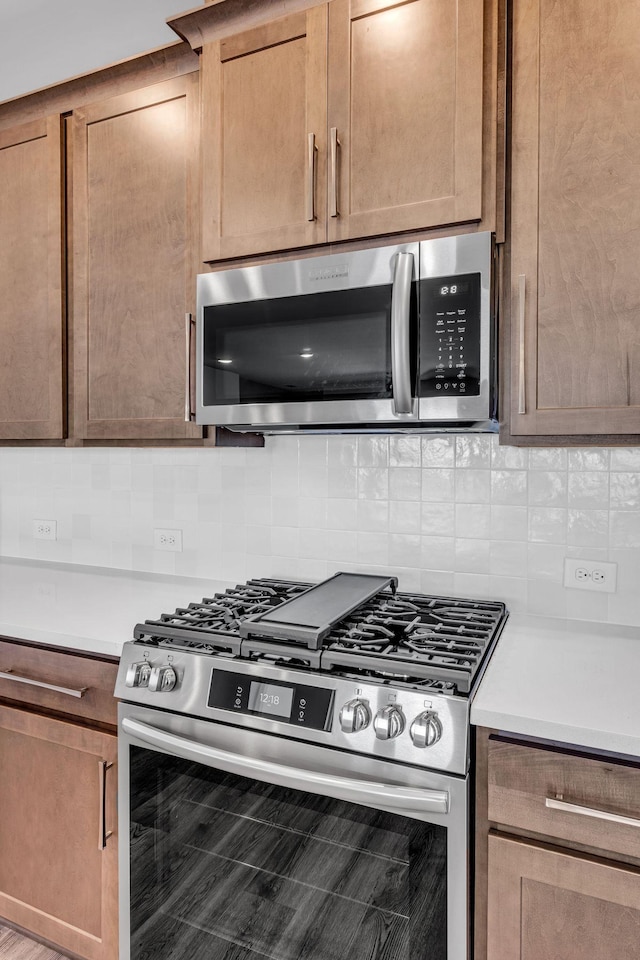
[195,233,496,433]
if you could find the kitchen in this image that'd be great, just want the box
[0,1,640,959]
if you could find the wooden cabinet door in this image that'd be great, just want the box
[71,74,202,441]
[487,833,640,960]
[201,7,328,260]
[0,117,64,440]
[327,0,484,242]
[509,0,640,438]
[0,705,117,960]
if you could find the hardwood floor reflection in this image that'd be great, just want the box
[0,924,68,960]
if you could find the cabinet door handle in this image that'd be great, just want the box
[546,796,640,829]
[391,252,414,415]
[99,760,114,850]
[330,127,340,218]
[306,133,317,222]
[517,274,526,414]
[185,312,195,423]
[0,669,87,699]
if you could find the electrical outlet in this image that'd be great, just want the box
[32,519,57,541]
[153,528,183,552]
[563,558,617,593]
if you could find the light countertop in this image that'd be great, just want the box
[471,613,640,758]
[0,558,233,658]
[2,558,639,758]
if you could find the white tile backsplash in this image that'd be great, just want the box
[0,435,639,624]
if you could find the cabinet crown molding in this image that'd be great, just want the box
[168,0,327,49]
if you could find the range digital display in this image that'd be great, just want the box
[208,670,334,731]
[247,682,293,719]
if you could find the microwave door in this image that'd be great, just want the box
[197,244,420,428]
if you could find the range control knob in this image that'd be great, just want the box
[125,661,152,688]
[410,711,443,748]
[148,665,177,693]
[339,699,371,734]
[374,705,405,741]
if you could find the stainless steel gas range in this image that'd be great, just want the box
[115,572,507,960]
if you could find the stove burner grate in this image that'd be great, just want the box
[132,578,506,695]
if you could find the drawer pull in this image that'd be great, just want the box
[546,796,640,829]
[0,668,87,699]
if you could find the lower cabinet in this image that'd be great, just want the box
[477,730,640,960]
[488,834,640,960]
[0,642,118,960]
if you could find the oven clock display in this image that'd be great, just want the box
[208,670,333,730]
[248,682,293,718]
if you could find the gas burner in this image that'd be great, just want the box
[133,577,507,696]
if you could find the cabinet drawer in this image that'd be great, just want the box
[488,737,640,861]
[0,638,118,727]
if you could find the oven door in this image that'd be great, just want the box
[119,703,469,960]
[195,243,420,428]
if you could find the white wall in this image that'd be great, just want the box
[0,0,185,102]
[1,436,639,626]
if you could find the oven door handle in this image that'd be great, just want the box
[122,716,450,816]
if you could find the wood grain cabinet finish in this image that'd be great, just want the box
[487,737,640,862]
[0,117,64,440]
[201,7,328,260]
[71,74,202,440]
[487,834,640,960]
[477,732,640,960]
[509,0,640,439]
[327,0,484,243]
[201,0,486,260]
[0,703,117,960]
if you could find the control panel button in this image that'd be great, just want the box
[374,705,405,741]
[410,710,442,748]
[148,665,177,693]
[339,698,371,734]
[125,661,152,688]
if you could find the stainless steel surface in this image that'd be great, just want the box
[518,273,526,415]
[98,759,113,851]
[306,132,316,222]
[374,704,406,741]
[410,710,443,748]
[184,312,195,423]
[115,647,471,775]
[123,714,449,815]
[417,231,493,424]
[239,571,398,648]
[195,233,493,430]
[118,700,471,960]
[339,698,371,734]
[391,251,414,415]
[329,126,339,217]
[0,669,86,699]
[546,796,640,829]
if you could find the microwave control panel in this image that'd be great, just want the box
[419,272,482,397]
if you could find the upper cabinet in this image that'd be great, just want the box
[0,117,64,440]
[508,0,640,441]
[70,74,202,441]
[200,0,490,261]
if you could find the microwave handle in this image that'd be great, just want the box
[391,252,414,415]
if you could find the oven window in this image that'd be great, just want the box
[202,285,417,406]
[129,746,447,960]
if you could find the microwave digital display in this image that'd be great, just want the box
[419,272,482,399]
